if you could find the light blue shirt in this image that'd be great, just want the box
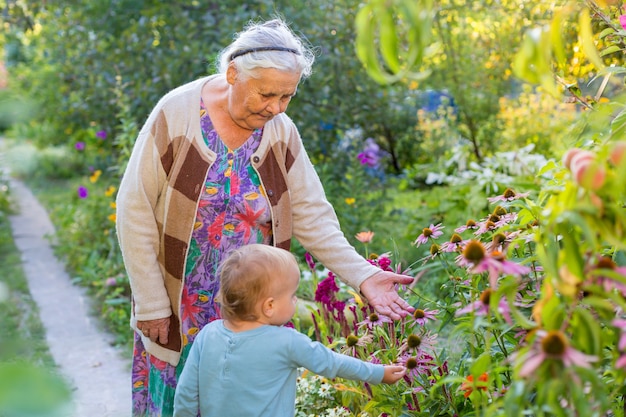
[173,320,384,417]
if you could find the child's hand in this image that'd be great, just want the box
[381,365,406,384]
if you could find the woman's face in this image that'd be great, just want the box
[226,66,301,130]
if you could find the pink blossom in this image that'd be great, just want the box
[487,188,530,203]
[304,252,316,270]
[411,308,439,326]
[455,219,479,233]
[620,15,626,31]
[413,223,444,247]
[517,330,597,378]
[357,312,393,330]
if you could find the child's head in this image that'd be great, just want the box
[217,244,300,325]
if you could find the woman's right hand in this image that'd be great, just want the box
[137,317,170,344]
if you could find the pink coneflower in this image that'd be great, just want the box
[413,223,444,247]
[398,351,436,380]
[341,333,374,356]
[440,233,466,252]
[487,188,530,203]
[357,311,392,330]
[517,329,597,378]
[455,289,514,324]
[400,331,437,355]
[455,219,479,233]
[411,308,439,326]
[355,231,375,244]
[96,130,107,140]
[74,141,86,151]
[456,241,530,288]
[473,219,499,236]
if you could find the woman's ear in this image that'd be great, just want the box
[226,63,238,85]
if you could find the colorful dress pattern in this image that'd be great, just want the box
[131,100,272,416]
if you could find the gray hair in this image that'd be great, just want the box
[217,18,316,80]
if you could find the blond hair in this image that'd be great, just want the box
[217,244,298,321]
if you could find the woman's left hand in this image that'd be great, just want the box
[359,271,415,320]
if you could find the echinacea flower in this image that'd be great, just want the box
[456,241,531,288]
[413,223,444,247]
[455,288,514,324]
[400,331,437,355]
[357,312,392,330]
[411,308,439,326]
[516,329,597,378]
[341,333,374,356]
[487,188,530,203]
[398,351,436,380]
[96,130,107,140]
[75,141,86,151]
[460,372,489,398]
[355,231,375,244]
[455,219,479,233]
[441,233,466,252]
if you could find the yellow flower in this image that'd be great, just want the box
[109,202,116,209]
[104,185,117,197]
[345,197,356,205]
[108,213,116,223]
[89,170,102,183]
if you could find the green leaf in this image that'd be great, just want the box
[611,107,626,141]
[572,307,602,356]
[600,45,622,57]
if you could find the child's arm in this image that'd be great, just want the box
[290,330,404,385]
[381,365,406,384]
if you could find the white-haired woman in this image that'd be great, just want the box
[116,17,414,416]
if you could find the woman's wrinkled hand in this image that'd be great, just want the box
[137,317,170,344]
[359,271,415,320]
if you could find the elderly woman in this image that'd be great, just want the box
[116,18,414,416]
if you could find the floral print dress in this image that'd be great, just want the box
[131,100,272,416]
